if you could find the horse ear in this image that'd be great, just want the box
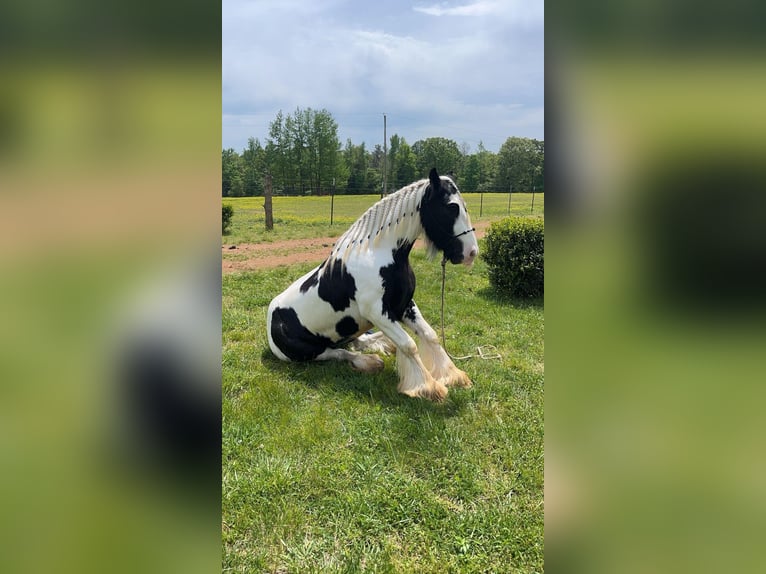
[429,168,440,190]
[426,168,442,202]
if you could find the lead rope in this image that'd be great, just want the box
[440,255,501,361]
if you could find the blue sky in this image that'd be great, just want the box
[222,0,543,154]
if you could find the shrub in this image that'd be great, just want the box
[222,204,234,234]
[482,217,544,298]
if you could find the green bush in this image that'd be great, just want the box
[482,217,544,298]
[222,204,234,234]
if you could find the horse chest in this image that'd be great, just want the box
[378,243,416,322]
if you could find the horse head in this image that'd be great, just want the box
[421,168,479,266]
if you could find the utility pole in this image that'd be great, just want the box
[264,173,274,231]
[382,113,387,198]
[330,177,335,225]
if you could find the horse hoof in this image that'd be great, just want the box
[451,369,472,388]
[424,383,448,402]
[441,367,472,388]
[407,380,447,402]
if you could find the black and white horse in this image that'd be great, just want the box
[267,168,478,401]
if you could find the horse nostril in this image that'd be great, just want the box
[469,247,478,258]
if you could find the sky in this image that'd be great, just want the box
[222,0,543,154]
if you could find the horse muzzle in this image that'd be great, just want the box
[448,244,478,266]
[463,245,478,267]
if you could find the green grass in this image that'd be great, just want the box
[222,193,544,244]
[222,249,544,573]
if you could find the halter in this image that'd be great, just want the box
[452,227,475,239]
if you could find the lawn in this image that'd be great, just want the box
[222,245,544,572]
[222,192,544,244]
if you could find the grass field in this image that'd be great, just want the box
[222,222,545,572]
[222,192,544,244]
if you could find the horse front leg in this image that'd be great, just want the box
[402,301,472,389]
[315,348,384,373]
[364,307,448,402]
[348,330,396,356]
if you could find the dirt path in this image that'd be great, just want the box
[222,220,493,273]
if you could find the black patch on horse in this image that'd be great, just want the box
[270,306,333,361]
[403,300,417,323]
[300,267,320,293]
[335,316,360,339]
[380,240,416,321]
[318,259,357,312]
[420,168,465,264]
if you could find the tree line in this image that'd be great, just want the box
[222,107,544,196]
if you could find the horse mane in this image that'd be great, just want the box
[329,178,434,265]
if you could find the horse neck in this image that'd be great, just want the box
[333,180,427,261]
[369,180,426,247]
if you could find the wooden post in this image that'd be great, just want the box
[382,113,387,198]
[264,174,273,231]
[480,192,484,217]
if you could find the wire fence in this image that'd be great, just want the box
[224,191,543,229]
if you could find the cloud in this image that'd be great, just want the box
[413,1,501,17]
[414,0,543,27]
[222,0,543,151]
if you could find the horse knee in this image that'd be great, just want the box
[397,339,418,356]
[421,331,440,347]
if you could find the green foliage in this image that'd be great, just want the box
[225,112,545,196]
[222,148,242,197]
[495,137,544,192]
[483,217,544,298]
[241,137,265,196]
[460,142,497,192]
[388,134,418,190]
[343,140,375,194]
[265,107,345,195]
[412,137,463,177]
[222,204,234,234]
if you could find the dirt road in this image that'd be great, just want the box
[222,220,493,273]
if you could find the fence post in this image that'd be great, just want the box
[264,174,273,231]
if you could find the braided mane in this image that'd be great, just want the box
[329,178,431,264]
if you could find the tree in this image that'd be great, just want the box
[412,137,462,178]
[474,141,497,192]
[462,154,481,192]
[308,109,344,194]
[496,137,544,192]
[369,144,385,171]
[388,134,417,190]
[226,115,542,197]
[265,107,344,195]
[366,167,382,196]
[222,148,243,197]
[265,110,289,192]
[533,139,544,191]
[343,140,369,194]
[242,137,265,196]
